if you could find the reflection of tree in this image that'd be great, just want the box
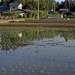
[0,28,75,51]
[0,32,31,51]
[59,31,75,42]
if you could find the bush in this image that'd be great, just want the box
[51,12,59,14]
[2,11,21,18]
[18,15,22,18]
[33,11,37,18]
[28,11,33,18]
[39,11,47,17]
[72,13,75,17]
[23,13,27,18]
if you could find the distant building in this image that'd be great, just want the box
[65,0,75,2]
[0,6,10,13]
[59,9,69,13]
[9,3,23,11]
[0,2,30,16]
[47,7,53,14]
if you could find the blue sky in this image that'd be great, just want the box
[55,0,65,3]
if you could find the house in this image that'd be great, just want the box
[0,2,31,18]
[9,3,23,11]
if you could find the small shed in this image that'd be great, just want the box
[9,3,22,11]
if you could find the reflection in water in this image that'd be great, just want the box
[18,32,22,38]
[0,28,75,51]
[0,27,75,75]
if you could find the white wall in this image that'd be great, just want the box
[18,4,22,9]
[50,14,63,18]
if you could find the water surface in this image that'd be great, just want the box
[0,27,75,75]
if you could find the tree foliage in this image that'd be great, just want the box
[0,0,55,10]
[56,1,75,12]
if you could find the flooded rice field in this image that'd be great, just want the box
[0,27,75,75]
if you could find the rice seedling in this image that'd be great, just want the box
[19,69,21,72]
[26,62,28,66]
[52,62,54,68]
[32,69,35,73]
[44,66,46,70]
[45,53,47,57]
[72,67,75,72]
[10,65,12,68]
[1,51,2,54]
[19,73,22,75]
[40,70,44,74]
[16,60,18,63]
[65,63,67,70]
[29,67,31,70]
[54,57,55,63]
[57,64,60,68]
[13,63,16,66]
[38,63,39,66]
[19,62,22,66]
[49,53,52,57]
[25,70,27,72]
[11,69,14,75]
[68,49,70,55]
[22,66,24,70]
[16,66,17,69]
[3,67,6,72]
[22,51,25,54]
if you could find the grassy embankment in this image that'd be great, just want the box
[0,19,75,28]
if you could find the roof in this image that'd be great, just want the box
[0,6,10,12]
[59,9,68,10]
[17,9,30,13]
[9,3,21,6]
[0,6,10,10]
[25,9,31,11]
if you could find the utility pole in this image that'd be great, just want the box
[69,0,70,11]
[54,0,55,12]
[38,0,39,19]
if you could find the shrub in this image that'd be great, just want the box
[51,12,59,14]
[18,15,22,18]
[2,11,21,18]
[72,13,75,17]
[23,13,27,18]
[28,11,33,18]
[39,11,47,17]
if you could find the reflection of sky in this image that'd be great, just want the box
[55,0,65,3]
[53,35,75,47]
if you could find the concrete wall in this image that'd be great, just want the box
[50,14,63,18]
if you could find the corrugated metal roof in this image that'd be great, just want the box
[17,9,30,13]
[9,3,21,6]
[25,9,31,11]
